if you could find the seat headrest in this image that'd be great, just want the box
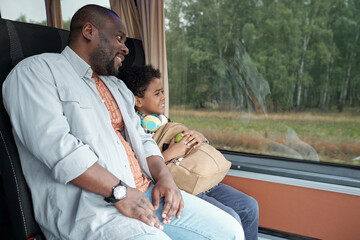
[0,18,145,88]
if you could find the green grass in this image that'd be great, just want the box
[169,108,360,166]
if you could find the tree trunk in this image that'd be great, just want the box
[338,24,360,112]
[320,43,335,111]
[296,11,313,111]
[273,99,278,113]
[338,61,352,112]
[296,34,309,111]
[216,6,225,110]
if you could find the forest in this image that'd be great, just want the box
[165,0,360,114]
[11,1,360,164]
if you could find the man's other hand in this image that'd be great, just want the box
[115,187,163,230]
[152,178,184,224]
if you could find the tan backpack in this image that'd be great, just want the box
[153,122,231,195]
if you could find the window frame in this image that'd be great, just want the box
[222,150,360,189]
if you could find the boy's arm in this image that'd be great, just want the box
[161,129,207,162]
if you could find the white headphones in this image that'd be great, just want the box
[141,114,168,132]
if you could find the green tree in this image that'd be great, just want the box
[165,0,360,112]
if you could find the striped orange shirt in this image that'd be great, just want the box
[93,74,151,192]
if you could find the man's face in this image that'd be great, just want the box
[90,16,129,76]
[136,78,165,115]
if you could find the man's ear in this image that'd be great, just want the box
[135,96,143,108]
[82,23,96,41]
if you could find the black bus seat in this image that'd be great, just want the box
[0,18,144,240]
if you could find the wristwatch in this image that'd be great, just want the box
[104,181,127,203]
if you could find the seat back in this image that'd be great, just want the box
[0,18,144,240]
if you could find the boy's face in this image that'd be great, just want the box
[135,77,165,115]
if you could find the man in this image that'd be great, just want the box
[3,4,244,240]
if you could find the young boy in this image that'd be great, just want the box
[119,65,259,240]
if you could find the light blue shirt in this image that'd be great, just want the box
[2,46,163,239]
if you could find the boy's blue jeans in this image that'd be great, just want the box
[197,183,259,240]
[133,183,244,240]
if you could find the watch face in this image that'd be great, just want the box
[113,186,126,200]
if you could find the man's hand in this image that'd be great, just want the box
[152,178,184,224]
[115,186,163,230]
[146,156,184,224]
[70,163,163,229]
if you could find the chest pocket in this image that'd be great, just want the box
[57,87,99,143]
[58,87,93,109]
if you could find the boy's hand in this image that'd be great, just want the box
[164,137,191,161]
[182,130,205,148]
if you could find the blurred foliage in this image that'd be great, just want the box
[165,0,360,113]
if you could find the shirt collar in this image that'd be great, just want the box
[62,46,93,79]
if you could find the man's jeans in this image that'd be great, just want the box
[197,183,259,240]
[133,183,244,240]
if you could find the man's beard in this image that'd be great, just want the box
[90,42,119,76]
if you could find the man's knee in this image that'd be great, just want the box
[227,207,242,223]
[132,232,171,240]
[217,208,245,240]
[227,218,245,240]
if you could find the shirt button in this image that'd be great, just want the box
[101,99,105,103]
[117,140,121,144]
[124,165,127,168]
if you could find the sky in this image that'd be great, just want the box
[0,0,110,23]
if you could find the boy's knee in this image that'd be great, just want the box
[249,196,258,209]
[248,196,259,220]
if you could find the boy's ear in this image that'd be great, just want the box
[135,96,142,108]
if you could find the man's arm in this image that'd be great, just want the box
[147,156,184,224]
[71,163,163,230]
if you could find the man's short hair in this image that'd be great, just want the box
[119,65,161,98]
[68,4,119,44]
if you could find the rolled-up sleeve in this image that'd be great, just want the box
[53,144,98,183]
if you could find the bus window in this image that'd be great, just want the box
[165,0,360,167]
[0,0,46,25]
[60,0,110,30]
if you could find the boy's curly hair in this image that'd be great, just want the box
[118,65,161,98]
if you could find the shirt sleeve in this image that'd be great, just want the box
[3,58,98,184]
[139,123,163,159]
